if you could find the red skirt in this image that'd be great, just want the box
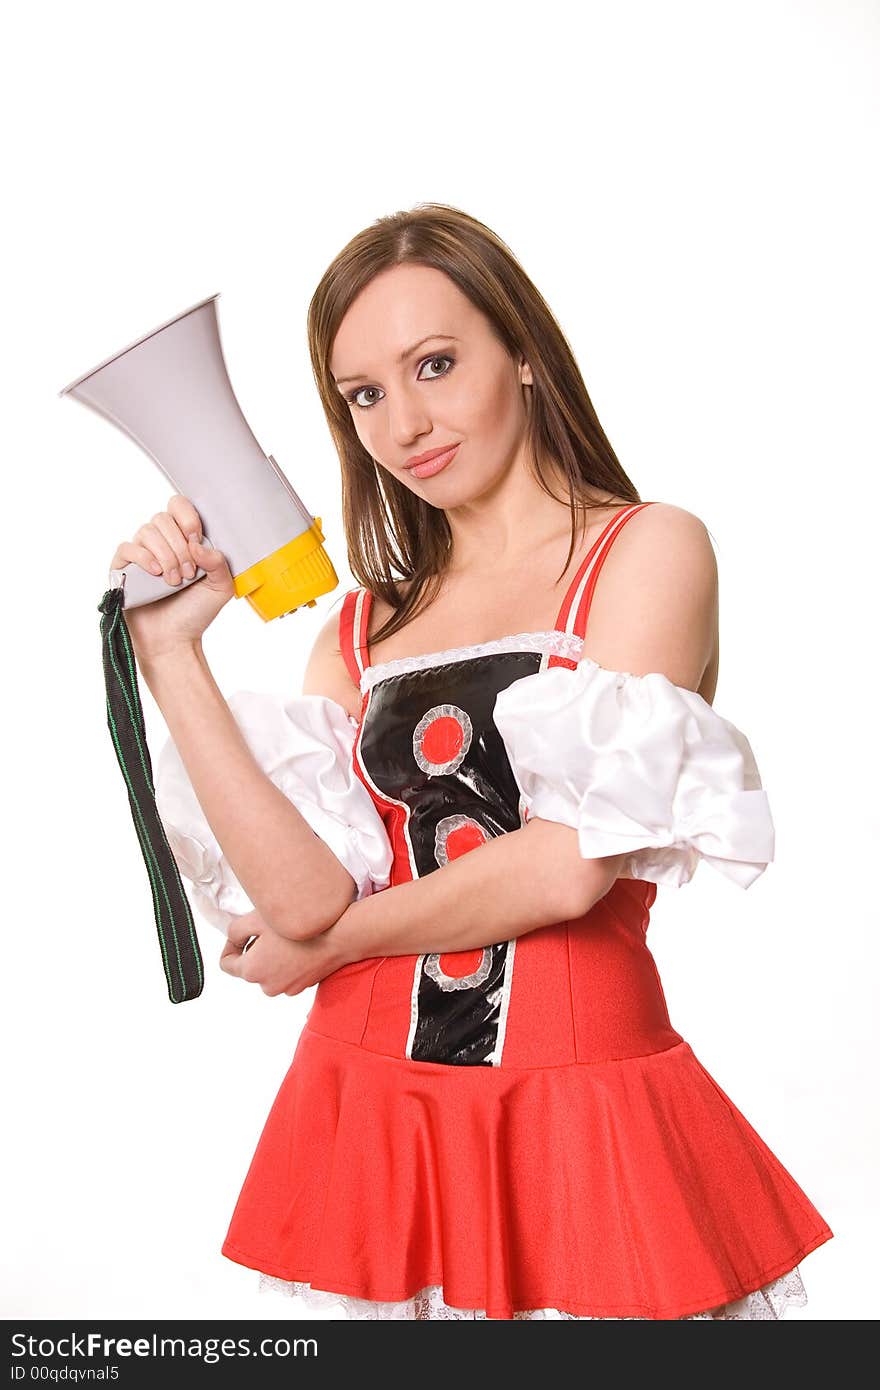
[221,1023,831,1320]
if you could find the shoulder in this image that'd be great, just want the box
[300,595,362,721]
[599,502,717,600]
[611,500,716,567]
[584,502,718,690]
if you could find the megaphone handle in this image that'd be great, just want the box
[112,534,216,608]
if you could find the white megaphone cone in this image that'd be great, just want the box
[59,293,338,619]
[62,295,342,1005]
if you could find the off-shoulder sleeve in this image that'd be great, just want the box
[492,659,775,889]
[154,691,394,934]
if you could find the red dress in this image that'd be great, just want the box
[220,502,832,1319]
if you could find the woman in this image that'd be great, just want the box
[120,204,832,1319]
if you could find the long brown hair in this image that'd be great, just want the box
[307,202,641,648]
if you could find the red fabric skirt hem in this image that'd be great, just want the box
[220,1026,833,1322]
[222,1234,828,1321]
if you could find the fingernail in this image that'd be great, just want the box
[182,561,195,578]
[168,568,180,584]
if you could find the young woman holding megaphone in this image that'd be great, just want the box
[90,203,830,1321]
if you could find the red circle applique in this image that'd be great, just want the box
[424,947,494,991]
[437,948,487,981]
[445,820,486,858]
[413,703,473,776]
[421,715,464,765]
[434,813,489,867]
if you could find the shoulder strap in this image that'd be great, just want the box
[553,501,657,640]
[339,586,373,687]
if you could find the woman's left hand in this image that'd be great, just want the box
[219,909,348,997]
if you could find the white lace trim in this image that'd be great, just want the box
[360,630,585,693]
[258,1265,807,1320]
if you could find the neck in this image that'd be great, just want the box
[444,455,596,574]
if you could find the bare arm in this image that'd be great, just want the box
[321,503,718,966]
[328,817,623,963]
[114,496,369,948]
[142,637,359,939]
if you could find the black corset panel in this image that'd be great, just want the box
[358,650,545,877]
[357,650,545,1066]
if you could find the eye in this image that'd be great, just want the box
[419,353,455,382]
[345,353,456,410]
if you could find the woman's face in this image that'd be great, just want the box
[330,263,533,505]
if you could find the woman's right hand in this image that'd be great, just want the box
[109,494,236,665]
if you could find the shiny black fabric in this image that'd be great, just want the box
[358,650,545,1064]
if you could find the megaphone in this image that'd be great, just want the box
[60,294,341,1006]
[59,293,338,619]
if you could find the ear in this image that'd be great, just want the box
[519,360,533,386]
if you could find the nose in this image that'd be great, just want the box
[386,382,433,451]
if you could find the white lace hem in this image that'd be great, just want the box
[257,1265,807,1320]
[360,630,585,692]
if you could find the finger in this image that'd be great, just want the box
[220,940,261,980]
[167,495,215,584]
[226,915,262,951]
[219,934,241,961]
[219,948,243,977]
[219,935,259,974]
[188,536,231,579]
[237,950,260,984]
[148,513,194,578]
[187,538,234,594]
[133,519,189,584]
[110,540,165,577]
[167,494,204,541]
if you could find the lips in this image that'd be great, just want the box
[405,443,460,470]
[405,443,460,479]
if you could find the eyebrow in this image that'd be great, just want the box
[334,334,459,387]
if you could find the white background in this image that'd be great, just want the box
[2,0,876,1322]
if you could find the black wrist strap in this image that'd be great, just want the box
[98,584,205,1003]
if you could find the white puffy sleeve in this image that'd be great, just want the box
[493,659,775,889]
[154,691,394,934]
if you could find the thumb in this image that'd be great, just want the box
[226,912,262,951]
[189,535,233,589]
